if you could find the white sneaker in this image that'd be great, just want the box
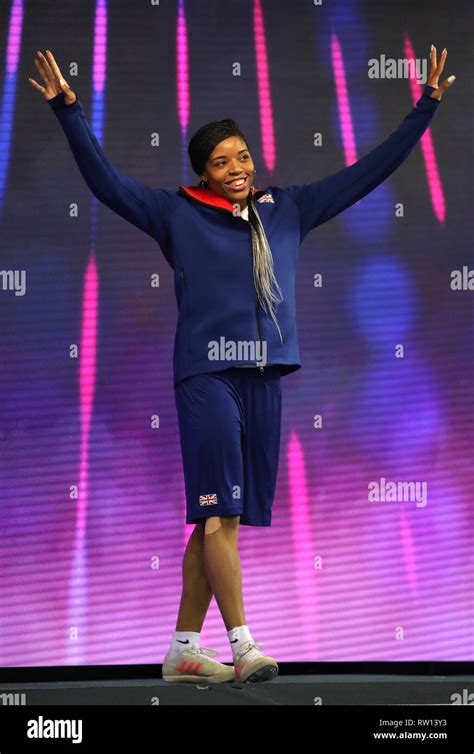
[162,644,236,683]
[234,641,279,683]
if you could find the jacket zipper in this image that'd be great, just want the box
[180,269,190,342]
[229,214,264,369]
[246,220,264,371]
[255,294,263,366]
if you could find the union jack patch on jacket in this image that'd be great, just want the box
[199,493,218,506]
[257,193,274,203]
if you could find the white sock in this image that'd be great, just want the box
[169,630,201,658]
[227,624,255,660]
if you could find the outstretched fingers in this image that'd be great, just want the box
[33,56,49,87]
[427,45,455,99]
[35,51,55,84]
[44,50,64,84]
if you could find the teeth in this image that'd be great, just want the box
[228,178,245,187]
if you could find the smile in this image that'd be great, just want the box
[225,177,248,190]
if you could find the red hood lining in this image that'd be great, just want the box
[178,184,262,211]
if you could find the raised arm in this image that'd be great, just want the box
[281,45,454,242]
[29,50,178,263]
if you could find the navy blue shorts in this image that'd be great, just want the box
[174,366,282,526]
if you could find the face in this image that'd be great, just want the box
[200,136,255,209]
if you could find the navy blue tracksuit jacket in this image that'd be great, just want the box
[49,84,441,387]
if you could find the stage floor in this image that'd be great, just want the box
[1,674,473,705]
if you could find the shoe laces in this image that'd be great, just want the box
[183,644,219,658]
[234,641,263,662]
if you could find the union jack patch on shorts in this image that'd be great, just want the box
[199,493,218,506]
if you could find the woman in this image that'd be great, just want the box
[29,46,453,684]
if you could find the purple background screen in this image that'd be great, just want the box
[0,0,472,665]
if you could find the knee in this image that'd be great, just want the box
[204,515,240,534]
[204,517,221,535]
[221,514,240,530]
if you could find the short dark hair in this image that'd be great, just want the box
[188,118,250,177]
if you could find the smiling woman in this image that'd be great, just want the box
[205,138,253,203]
[187,118,256,209]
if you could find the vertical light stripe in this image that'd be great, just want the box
[0,0,24,210]
[253,0,275,173]
[176,0,190,133]
[287,430,319,658]
[331,33,357,167]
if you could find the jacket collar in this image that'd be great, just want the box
[178,184,262,212]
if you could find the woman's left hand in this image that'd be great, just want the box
[427,45,455,100]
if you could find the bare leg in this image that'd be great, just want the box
[203,515,246,631]
[175,522,213,632]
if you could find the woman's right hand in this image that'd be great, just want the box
[28,50,77,105]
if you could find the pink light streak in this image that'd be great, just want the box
[76,0,107,543]
[66,255,98,664]
[404,35,445,224]
[287,430,319,658]
[253,0,275,173]
[75,2,107,549]
[93,0,107,94]
[5,0,23,75]
[176,0,190,133]
[77,259,99,543]
[331,33,357,167]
